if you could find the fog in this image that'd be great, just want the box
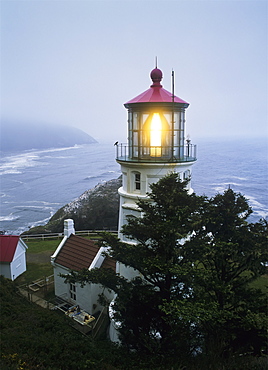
[1,0,267,143]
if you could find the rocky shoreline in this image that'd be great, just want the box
[24,177,122,235]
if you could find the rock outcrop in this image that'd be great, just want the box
[25,177,122,234]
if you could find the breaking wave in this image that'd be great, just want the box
[0,214,20,222]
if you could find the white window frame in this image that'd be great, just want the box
[70,283,76,301]
[134,172,141,191]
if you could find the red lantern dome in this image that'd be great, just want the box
[125,67,189,106]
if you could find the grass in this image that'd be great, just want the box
[16,263,54,286]
[15,238,59,286]
[249,274,268,293]
[23,238,63,253]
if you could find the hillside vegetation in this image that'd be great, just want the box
[0,276,126,369]
[1,120,97,152]
[25,178,121,235]
[1,274,266,369]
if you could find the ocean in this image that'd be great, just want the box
[0,138,267,235]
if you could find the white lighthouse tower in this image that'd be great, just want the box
[109,66,197,341]
[116,65,196,246]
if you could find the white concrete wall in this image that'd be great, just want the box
[120,161,194,196]
[53,264,70,300]
[10,240,27,280]
[53,263,114,315]
[118,161,195,241]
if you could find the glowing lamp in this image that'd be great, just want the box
[141,111,170,157]
[150,113,162,149]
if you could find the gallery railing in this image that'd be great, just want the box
[116,143,197,163]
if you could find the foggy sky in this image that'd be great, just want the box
[1,0,267,143]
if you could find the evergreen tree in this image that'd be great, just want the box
[182,189,268,357]
[64,174,267,360]
[66,173,205,355]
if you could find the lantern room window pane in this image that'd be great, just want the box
[133,131,138,146]
[173,112,179,130]
[142,113,149,124]
[133,131,139,157]
[133,113,138,130]
[163,112,171,124]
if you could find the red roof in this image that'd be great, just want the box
[54,234,116,272]
[125,67,189,106]
[0,235,20,263]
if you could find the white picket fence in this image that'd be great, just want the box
[21,229,117,241]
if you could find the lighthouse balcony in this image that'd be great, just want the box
[116,143,197,163]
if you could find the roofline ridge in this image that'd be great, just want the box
[89,246,106,270]
[51,235,68,264]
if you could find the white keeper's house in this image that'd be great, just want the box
[51,219,115,320]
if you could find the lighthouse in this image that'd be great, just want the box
[116,66,196,245]
[109,65,197,341]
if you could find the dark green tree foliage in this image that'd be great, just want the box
[65,173,267,360]
[67,174,204,355]
[180,189,268,356]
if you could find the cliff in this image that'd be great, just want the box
[25,177,122,235]
[1,121,97,151]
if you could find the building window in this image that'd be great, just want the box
[134,172,141,190]
[183,170,190,180]
[70,283,76,301]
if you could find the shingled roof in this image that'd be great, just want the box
[54,234,116,272]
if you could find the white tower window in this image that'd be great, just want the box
[183,170,191,180]
[134,172,141,190]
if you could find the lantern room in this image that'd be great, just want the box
[116,67,197,163]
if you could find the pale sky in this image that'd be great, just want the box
[1,0,267,143]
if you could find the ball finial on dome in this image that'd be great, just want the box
[150,67,163,87]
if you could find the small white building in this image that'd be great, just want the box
[0,235,28,280]
[51,220,116,317]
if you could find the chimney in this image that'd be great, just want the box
[64,219,75,237]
